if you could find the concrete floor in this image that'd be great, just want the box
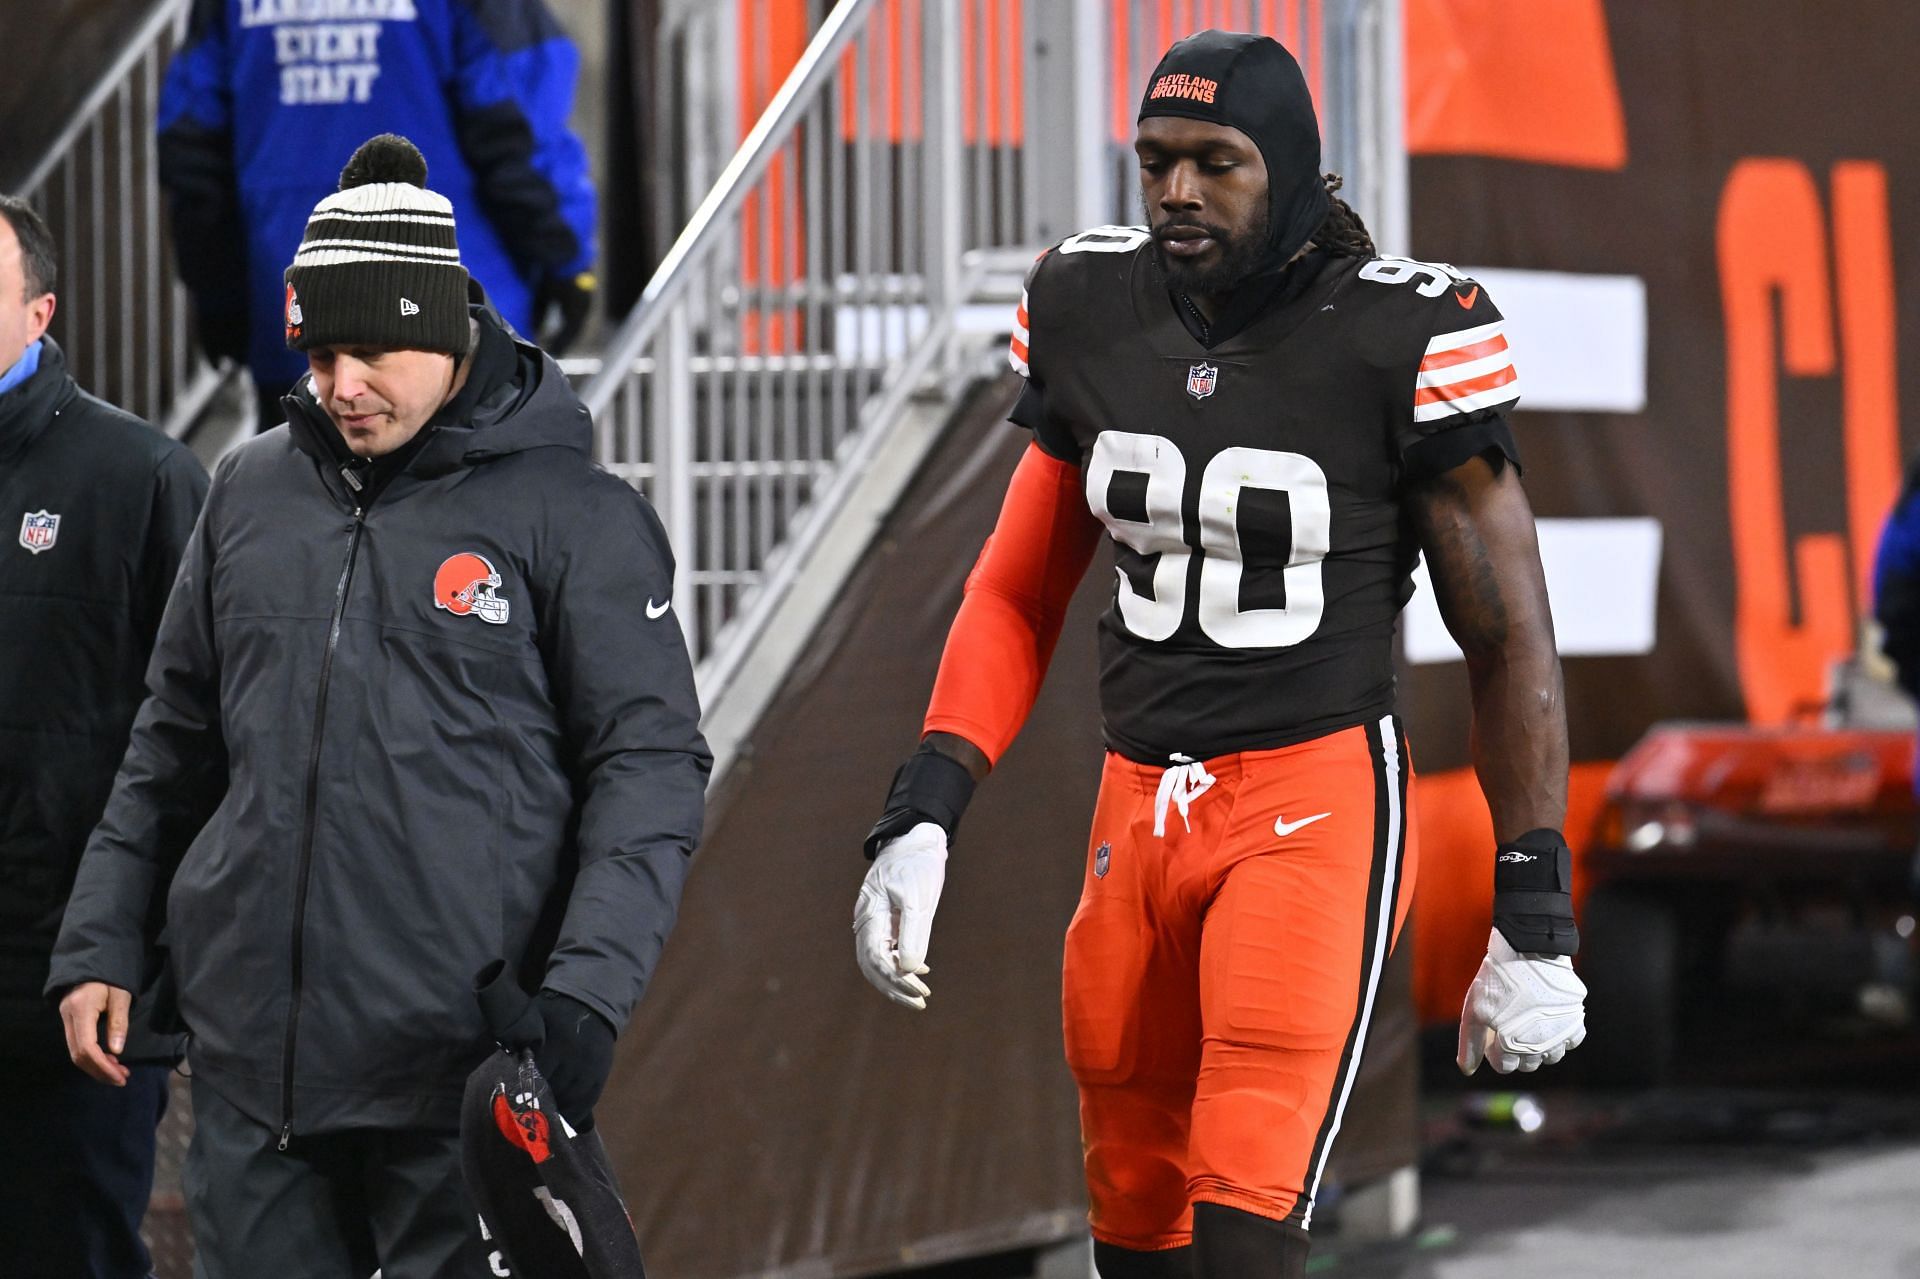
[1290,974,1920,1278]
[1310,1101,1919,1277]
[1314,1037,1920,1279]
[1405,1142,1920,1277]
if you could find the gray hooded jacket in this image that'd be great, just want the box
[48,316,709,1137]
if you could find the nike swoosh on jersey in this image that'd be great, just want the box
[1454,284,1480,309]
[646,598,671,619]
[1274,812,1332,837]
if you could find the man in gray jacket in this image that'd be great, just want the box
[47,134,709,1277]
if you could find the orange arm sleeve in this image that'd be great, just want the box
[922,442,1105,766]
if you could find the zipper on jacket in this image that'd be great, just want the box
[279,498,365,1150]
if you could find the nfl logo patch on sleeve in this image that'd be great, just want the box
[1186,362,1217,400]
[18,510,59,554]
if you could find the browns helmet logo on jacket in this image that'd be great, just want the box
[434,552,511,625]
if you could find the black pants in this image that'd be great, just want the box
[0,1057,168,1279]
[184,1077,493,1279]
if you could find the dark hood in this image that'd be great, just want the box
[1137,29,1331,270]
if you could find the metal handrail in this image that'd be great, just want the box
[583,0,991,671]
[18,0,224,435]
[695,260,971,703]
[18,0,189,196]
[582,0,877,422]
[585,0,1403,683]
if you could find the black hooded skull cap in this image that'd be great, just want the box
[1137,30,1331,267]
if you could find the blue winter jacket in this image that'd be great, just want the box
[157,0,595,393]
[1874,468,1920,712]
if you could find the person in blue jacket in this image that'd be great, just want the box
[1873,465,1920,902]
[1875,468,1920,707]
[157,0,597,425]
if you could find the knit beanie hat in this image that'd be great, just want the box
[1138,31,1330,268]
[284,134,471,357]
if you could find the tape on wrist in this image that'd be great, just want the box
[862,743,978,859]
[1492,827,1579,956]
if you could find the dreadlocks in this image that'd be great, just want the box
[1312,173,1375,258]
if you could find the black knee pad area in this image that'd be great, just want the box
[1191,1202,1311,1279]
[1093,1239,1194,1278]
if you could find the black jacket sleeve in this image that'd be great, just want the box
[46,458,230,998]
[156,0,250,365]
[535,474,710,1031]
[135,447,211,651]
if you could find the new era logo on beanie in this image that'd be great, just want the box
[285,133,472,357]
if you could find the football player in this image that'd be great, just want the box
[852,31,1587,1279]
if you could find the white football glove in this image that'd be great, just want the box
[853,821,948,1011]
[1457,927,1588,1075]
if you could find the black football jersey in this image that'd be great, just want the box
[1009,225,1522,763]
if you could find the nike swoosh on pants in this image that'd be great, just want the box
[1274,812,1331,837]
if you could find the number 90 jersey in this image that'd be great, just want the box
[1009,225,1522,764]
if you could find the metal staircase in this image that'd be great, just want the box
[18,0,1401,695]
[579,0,1405,754]
[18,0,227,439]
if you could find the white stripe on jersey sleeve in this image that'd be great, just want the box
[1416,348,1515,390]
[1423,319,1505,355]
[1413,378,1525,422]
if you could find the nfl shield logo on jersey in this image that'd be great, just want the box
[1186,362,1217,400]
[18,510,58,555]
[1094,841,1111,878]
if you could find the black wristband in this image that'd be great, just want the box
[863,743,978,859]
[1492,827,1579,956]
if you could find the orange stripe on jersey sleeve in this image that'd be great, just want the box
[1419,333,1508,371]
[1009,285,1032,376]
[1413,363,1518,406]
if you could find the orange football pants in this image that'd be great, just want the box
[1061,717,1418,1251]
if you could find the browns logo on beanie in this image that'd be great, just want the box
[1138,30,1331,268]
[284,133,472,357]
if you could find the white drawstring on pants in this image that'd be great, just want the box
[1152,753,1216,837]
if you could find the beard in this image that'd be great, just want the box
[1149,213,1269,296]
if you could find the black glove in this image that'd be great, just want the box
[536,271,596,356]
[532,989,616,1130]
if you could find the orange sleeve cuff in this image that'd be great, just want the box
[923,442,1103,765]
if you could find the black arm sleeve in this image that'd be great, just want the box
[1400,413,1522,486]
[1008,377,1079,463]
